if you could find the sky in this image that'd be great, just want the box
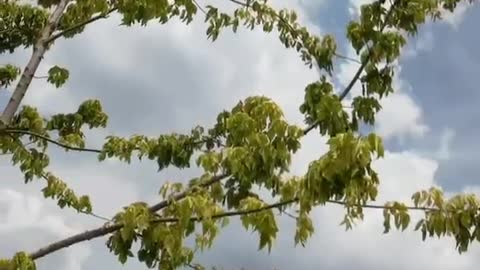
[1,0,480,269]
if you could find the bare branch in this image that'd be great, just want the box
[30,223,122,260]
[2,129,103,153]
[192,0,207,15]
[0,0,71,127]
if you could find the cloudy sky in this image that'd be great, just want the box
[1,0,480,269]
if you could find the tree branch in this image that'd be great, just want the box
[225,0,361,64]
[152,197,442,224]
[2,129,102,153]
[149,174,227,212]
[0,0,71,128]
[28,173,228,260]
[303,0,400,135]
[46,8,118,43]
[30,223,122,260]
[337,1,398,100]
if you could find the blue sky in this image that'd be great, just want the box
[1,0,480,269]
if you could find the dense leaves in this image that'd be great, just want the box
[47,65,69,88]
[0,64,20,88]
[0,0,478,269]
[0,1,48,54]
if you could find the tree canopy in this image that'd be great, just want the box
[0,0,478,269]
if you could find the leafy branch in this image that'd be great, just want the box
[303,0,400,135]
[28,188,447,261]
[29,173,227,260]
[226,0,361,65]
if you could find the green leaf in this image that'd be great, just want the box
[47,65,70,88]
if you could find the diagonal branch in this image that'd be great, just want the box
[2,128,102,153]
[303,0,400,135]
[30,193,443,260]
[46,7,118,43]
[337,0,399,100]
[0,0,71,128]
[29,173,228,260]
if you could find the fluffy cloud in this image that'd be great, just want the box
[0,188,91,270]
[440,1,471,30]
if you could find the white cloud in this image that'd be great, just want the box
[440,1,471,30]
[375,90,429,141]
[403,30,435,59]
[436,127,456,160]
[0,189,91,270]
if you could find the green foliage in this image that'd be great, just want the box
[0,0,479,269]
[47,65,69,88]
[57,0,110,38]
[42,172,93,212]
[204,1,336,71]
[10,252,36,270]
[99,126,205,167]
[116,0,198,26]
[0,101,108,214]
[300,77,350,136]
[0,64,21,88]
[0,1,48,54]
[0,259,12,270]
[239,197,278,251]
[411,188,480,253]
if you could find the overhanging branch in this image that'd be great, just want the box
[151,198,441,223]
[29,192,443,260]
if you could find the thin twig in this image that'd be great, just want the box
[2,129,102,153]
[40,174,112,222]
[78,210,112,222]
[192,0,207,15]
[280,209,298,220]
